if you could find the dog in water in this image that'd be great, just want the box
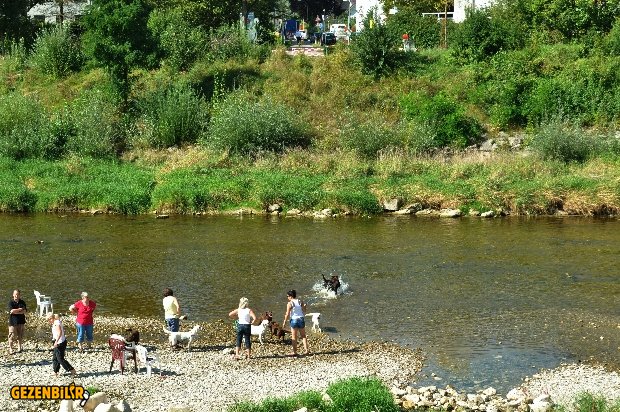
[251,319,270,344]
[322,274,341,294]
[305,312,322,333]
[162,324,200,349]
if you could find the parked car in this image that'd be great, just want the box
[329,24,349,41]
[321,32,336,46]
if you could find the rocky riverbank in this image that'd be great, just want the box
[2,316,618,412]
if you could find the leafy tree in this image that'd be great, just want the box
[82,0,157,104]
[0,0,37,45]
[386,8,441,49]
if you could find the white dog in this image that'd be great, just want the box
[305,312,322,333]
[162,325,200,349]
[250,319,270,344]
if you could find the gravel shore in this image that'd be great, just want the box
[2,316,618,412]
[2,316,423,411]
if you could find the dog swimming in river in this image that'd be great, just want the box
[322,274,341,295]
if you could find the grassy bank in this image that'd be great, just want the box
[0,149,618,216]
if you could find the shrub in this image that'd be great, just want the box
[574,392,620,412]
[351,10,403,79]
[0,93,64,160]
[386,11,441,49]
[451,7,524,62]
[400,92,483,149]
[340,118,404,159]
[528,117,599,163]
[605,18,620,56]
[204,92,310,155]
[30,25,83,78]
[327,377,399,412]
[137,82,208,148]
[206,24,252,63]
[66,89,124,158]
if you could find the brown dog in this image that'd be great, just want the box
[322,274,341,294]
[269,321,290,341]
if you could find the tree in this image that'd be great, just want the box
[0,0,38,45]
[82,0,157,104]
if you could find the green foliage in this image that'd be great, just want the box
[604,18,620,56]
[529,117,599,163]
[154,0,242,31]
[400,92,483,149]
[574,392,620,412]
[251,171,325,210]
[30,25,84,78]
[206,24,252,63]
[326,180,383,215]
[0,93,64,160]
[451,7,524,62]
[136,82,208,148]
[82,0,157,103]
[386,10,441,49]
[351,9,403,79]
[228,391,325,412]
[148,9,208,72]
[340,118,404,159]
[151,168,252,212]
[204,92,310,155]
[327,377,399,412]
[66,89,124,158]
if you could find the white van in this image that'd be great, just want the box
[329,24,349,41]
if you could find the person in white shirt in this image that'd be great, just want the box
[282,289,311,357]
[162,288,181,332]
[47,313,76,378]
[228,297,257,360]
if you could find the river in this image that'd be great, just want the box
[1,214,619,392]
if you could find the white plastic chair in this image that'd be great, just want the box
[33,290,53,317]
[135,344,161,376]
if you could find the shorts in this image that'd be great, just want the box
[290,317,305,329]
[166,318,179,332]
[76,323,93,342]
[8,324,25,341]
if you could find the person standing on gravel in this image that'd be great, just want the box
[283,289,310,357]
[8,289,27,354]
[69,291,96,352]
[47,313,76,378]
[228,297,257,360]
[162,288,181,332]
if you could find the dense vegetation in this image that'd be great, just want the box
[0,0,618,215]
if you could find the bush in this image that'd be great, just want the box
[529,117,599,163]
[351,10,403,79]
[340,118,404,159]
[0,93,64,160]
[30,25,83,78]
[327,377,399,412]
[204,92,310,155]
[137,82,208,148]
[400,92,483,149]
[451,7,524,62]
[206,24,252,63]
[605,18,620,56]
[66,89,124,158]
[386,11,441,49]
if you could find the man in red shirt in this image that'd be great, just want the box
[69,292,96,352]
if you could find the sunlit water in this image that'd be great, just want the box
[1,214,618,392]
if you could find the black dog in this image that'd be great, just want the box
[322,274,341,294]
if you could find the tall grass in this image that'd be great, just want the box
[574,392,620,412]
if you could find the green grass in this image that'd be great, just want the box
[226,377,396,412]
[573,392,620,412]
[0,150,618,216]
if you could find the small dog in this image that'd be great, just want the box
[322,274,341,294]
[251,319,270,344]
[124,328,140,345]
[270,321,290,341]
[305,312,322,332]
[162,325,200,349]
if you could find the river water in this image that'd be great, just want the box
[1,214,619,392]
